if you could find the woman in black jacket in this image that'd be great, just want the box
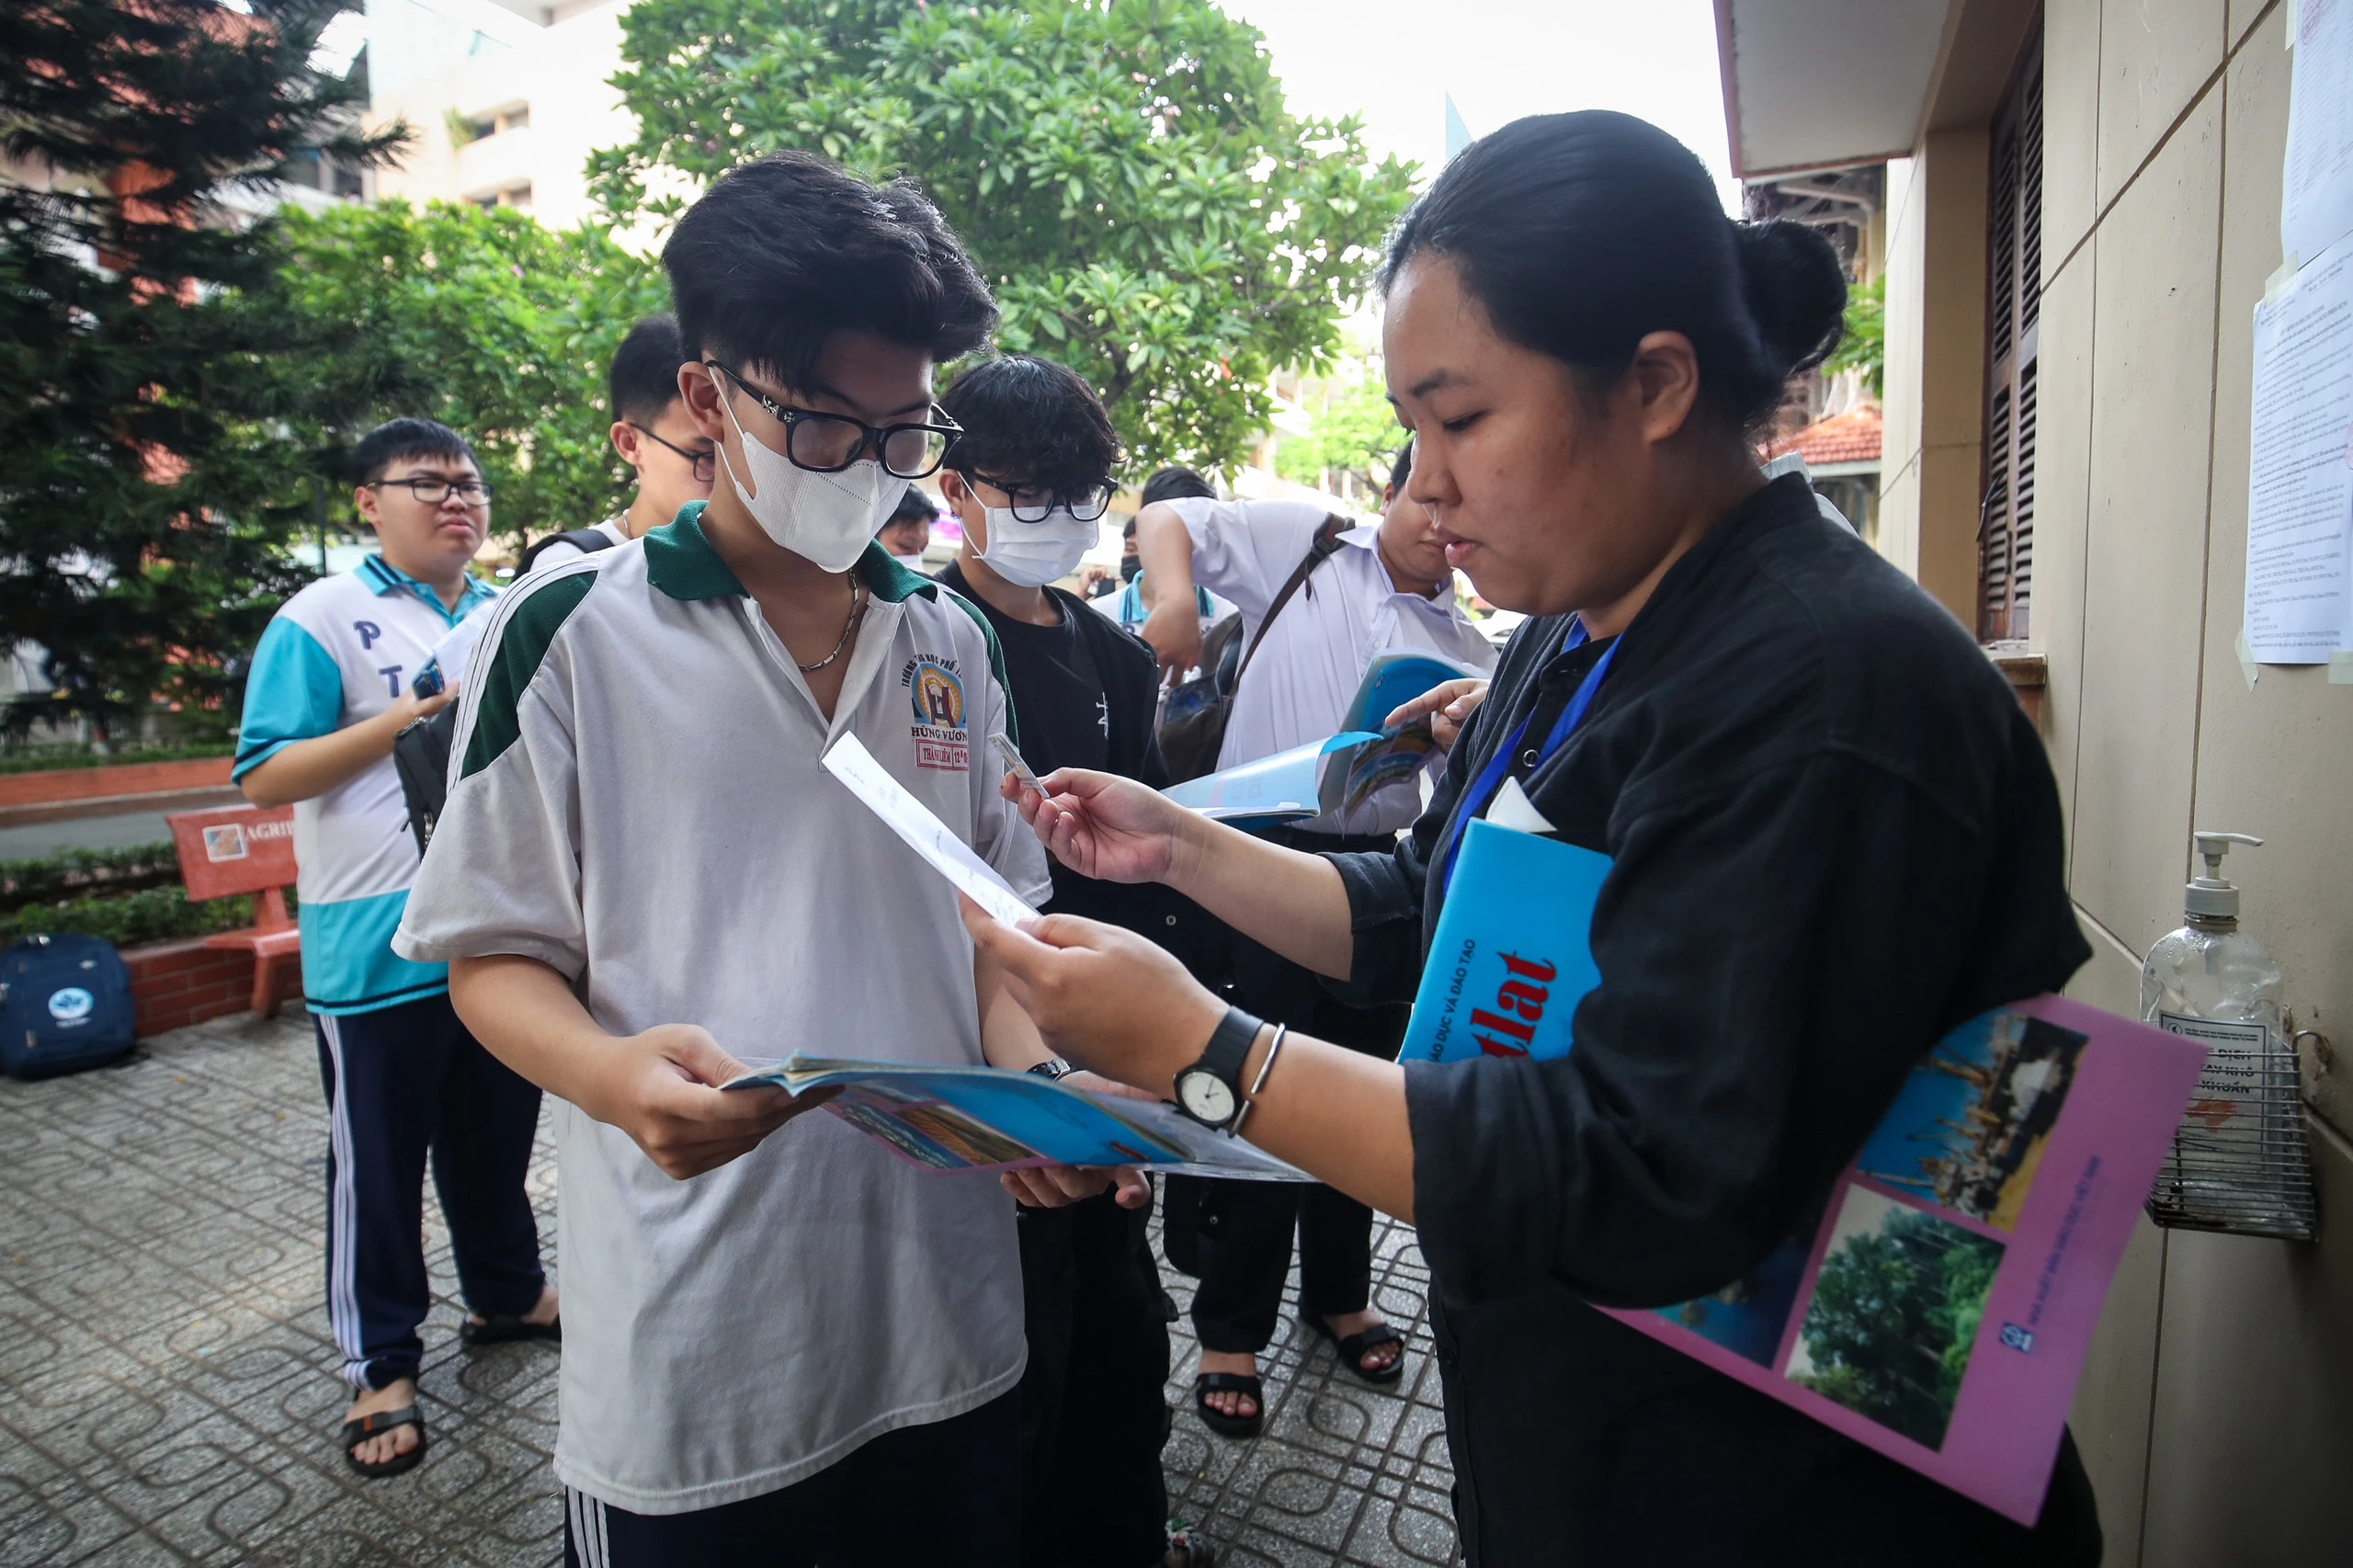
[963,111,2101,1567]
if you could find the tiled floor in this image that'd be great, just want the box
[0,1011,1456,1566]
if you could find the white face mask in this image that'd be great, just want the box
[710,368,909,573]
[974,506,1096,588]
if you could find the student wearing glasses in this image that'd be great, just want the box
[521,314,715,574]
[236,418,556,1481]
[930,355,1216,1568]
[396,154,1097,1565]
[969,113,2100,1566]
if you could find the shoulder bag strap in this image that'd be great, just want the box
[1231,514,1348,688]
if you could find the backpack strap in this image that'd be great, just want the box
[1232,515,1348,689]
[518,527,620,573]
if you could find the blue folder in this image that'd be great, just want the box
[1401,819,1611,1064]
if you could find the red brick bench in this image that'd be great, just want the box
[165,803,301,1021]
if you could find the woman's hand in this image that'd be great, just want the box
[960,898,1225,1099]
[1002,767,1195,884]
[1385,677,1488,751]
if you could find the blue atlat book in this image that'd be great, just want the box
[1401,817,1611,1064]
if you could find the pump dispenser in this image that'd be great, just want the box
[2141,831,2314,1239]
[2184,830,2260,918]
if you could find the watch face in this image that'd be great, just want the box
[1176,1068,1236,1126]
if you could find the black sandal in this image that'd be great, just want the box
[460,1312,561,1347]
[340,1404,427,1479]
[1303,1313,1405,1385]
[1192,1371,1265,1437]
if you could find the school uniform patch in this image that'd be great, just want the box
[902,653,969,769]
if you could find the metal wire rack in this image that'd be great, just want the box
[2145,1051,2316,1241]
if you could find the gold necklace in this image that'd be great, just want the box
[795,576,867,673]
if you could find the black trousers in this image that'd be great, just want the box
[562,1389,1019,1568]
[1172,898,1409,1357]
[312,993,546,1390]
[1016,1188,1173,1568]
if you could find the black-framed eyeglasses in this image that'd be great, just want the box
[959,470,1115,525]
[365,476,494,506]
[708,361,961,479]
[631,424,717,484]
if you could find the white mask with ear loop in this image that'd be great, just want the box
[974,506,1097,588]
[709,367,909,573]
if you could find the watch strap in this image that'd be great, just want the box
[1193,1006,1263,1096]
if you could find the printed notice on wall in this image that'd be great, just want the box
[2245,238,2353,664]
[2284,0,2353,266]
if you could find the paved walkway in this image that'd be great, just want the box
[0,1011,1458,1566]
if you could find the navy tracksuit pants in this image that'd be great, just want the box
[313,992,547,1390]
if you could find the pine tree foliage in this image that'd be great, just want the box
[0,0,409,739]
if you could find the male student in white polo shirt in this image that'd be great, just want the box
[395,152,1092,1566]
[519,313,715,575]
[236,418,556,1481]
[1130,442,1498,1436]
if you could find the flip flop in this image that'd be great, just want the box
[1302,1312,1405,1385]
[340,1404,427,1480]
[1193,1371,1264,1438]
[460,1312,561,1347]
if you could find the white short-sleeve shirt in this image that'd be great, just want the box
[394,504,1050,1515]
[1171,496,1498,834]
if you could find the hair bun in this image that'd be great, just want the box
[1733,221,1848,378]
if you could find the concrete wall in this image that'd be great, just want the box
[1881,2,2353,1562]
[1876,130,1991,629]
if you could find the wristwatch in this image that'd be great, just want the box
[1173,1006,1264,1130]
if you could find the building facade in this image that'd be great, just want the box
[359,0,639,230]
[1718,4,2351,1562]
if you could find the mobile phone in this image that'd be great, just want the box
[411,660,445,699]
[990,733,1042,792]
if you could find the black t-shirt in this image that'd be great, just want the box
[935,563,1217,971]
[1331,476,2099,1565]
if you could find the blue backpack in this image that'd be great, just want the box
[1,933,136,1080]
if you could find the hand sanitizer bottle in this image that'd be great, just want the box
[2140,832,2312,1238]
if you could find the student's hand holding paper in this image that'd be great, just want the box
[1000,767,1189,884]
[594,1023,838,1181]
[1385,677,1487,751]
[1000,1164,1153,1210]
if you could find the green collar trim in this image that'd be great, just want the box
[643,502,745,600]
[645,501,940,605]
[858,541,938,603]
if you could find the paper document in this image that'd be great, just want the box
[2245,235,2353,662]
[1164,651,1482,834]
[989,733,1045,795]
[723,1055,1311,1180]
[2284,0,2353,267]
[821,733,1037,925]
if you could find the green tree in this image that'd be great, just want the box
[1790,1209,2002,1449]
[1276,372,1405,492]
[263,199,668,551]
[1825,275,1884,399]
[0,0,406,740]
[589,0,1415,474]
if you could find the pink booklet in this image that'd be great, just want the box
[1597,995,2205,1524]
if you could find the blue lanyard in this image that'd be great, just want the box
[1436,620,1618,897]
